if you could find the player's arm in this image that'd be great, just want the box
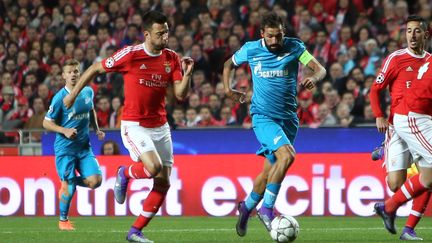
[223,57,246,103]
[369,57,395,133]
[173,57,194,101]
[63,62,106,108]
[89,108,105,141]
[299,50,326,90]
[43,119,77,139]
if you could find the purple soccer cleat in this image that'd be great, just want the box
[257,206,275,232]
[374,202,396,234]
[114,166,129,204]
[371,143,384,161]
[127,227,153,243]
[236,201,251,237]
[400,227,423,241]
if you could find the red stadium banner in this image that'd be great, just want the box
[0,154,423,217]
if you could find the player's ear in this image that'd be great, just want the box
[425,30,429,40]
[260,30,264,38]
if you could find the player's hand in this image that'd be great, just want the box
[300,76,317,90]
[376,117,389,133]
[63,128,77,139]
[96,130,105,140]
[181,57,194,76]
[63,94,76,109]
[225,89,246,104]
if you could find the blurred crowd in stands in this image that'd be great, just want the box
[0,0,431,143]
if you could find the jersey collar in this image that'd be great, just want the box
[405,48,427,58]
[64,86,71,93]
[143,43,162,57]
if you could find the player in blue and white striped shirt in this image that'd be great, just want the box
[223,12,326,237]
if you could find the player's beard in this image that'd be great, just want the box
[265,42,282,53]
[153,41,168,52]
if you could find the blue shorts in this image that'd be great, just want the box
[55,149,101,181]
[252,113,299,164]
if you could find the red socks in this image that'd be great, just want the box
[124,163,152,179]
[132,185,169,230]
[385,174,428,213]
[406,190,431,228]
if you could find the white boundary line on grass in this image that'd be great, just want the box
[2,227,432,234]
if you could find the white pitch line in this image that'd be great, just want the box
[2,227,432,234]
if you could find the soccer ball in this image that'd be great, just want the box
[270,215,299,242]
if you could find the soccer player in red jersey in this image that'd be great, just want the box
[64,11,194,243]
[375,55,432,239]
[370,15,430,240]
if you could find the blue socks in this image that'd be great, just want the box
[262,183,281,209]
[59,180,76,221]
[244,191,263,211]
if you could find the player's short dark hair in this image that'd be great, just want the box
[142,10,168,31]
[406,15,428,31]
[260,12,284,31]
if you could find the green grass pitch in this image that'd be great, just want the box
[1,216,432,242]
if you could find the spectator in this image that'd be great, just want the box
[197,105,221,127]
[219,105,237,126]
[336,102,354,127]
[96,96,110,128]
[316,103,337,127]
[188,93,201,109]
[24,97,46,142]
[185,107,200,127]
[5,96,33,129]
[37,83,53,109]
[297,90,319,126]
[109,96,123,128]
[0,86,17,123]
[101,140,121,155]
[172,106,186,128]
[208,94,221,120]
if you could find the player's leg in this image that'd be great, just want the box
[376,113,432,234]
[115,122,163,204]
[126,124,172,243]
[385,126,410,192]
[55,155,77,230]
[257,144,295,231]
[236,159,270,236]
[76,150,102,189]
[253,115,297,231]
[127,166,170,243]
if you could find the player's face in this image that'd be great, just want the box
[62,65,80,87]
[261,25,284,53]
[406,21,429,52]
[146,23,169,51]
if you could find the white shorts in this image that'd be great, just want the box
[384,125,413,172]
[120,121,173,167]
[394,113,432,168]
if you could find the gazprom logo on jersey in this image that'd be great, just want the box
[68,109,89,121]
[254,61,289,78]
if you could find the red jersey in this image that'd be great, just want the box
[369,48,430,124]
[101,44,183,127]
[399,58,432,116]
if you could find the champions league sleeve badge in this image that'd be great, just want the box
[105,57,115,68]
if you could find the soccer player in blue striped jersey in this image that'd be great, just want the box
[223,13,326,237]
[43,59,105,231]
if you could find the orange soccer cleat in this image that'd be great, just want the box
[58,220,75,231]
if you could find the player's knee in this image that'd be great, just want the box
[387,176,405,192]
[85,175,102,189]
[146,161,163,177]
[277,147,296,166]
